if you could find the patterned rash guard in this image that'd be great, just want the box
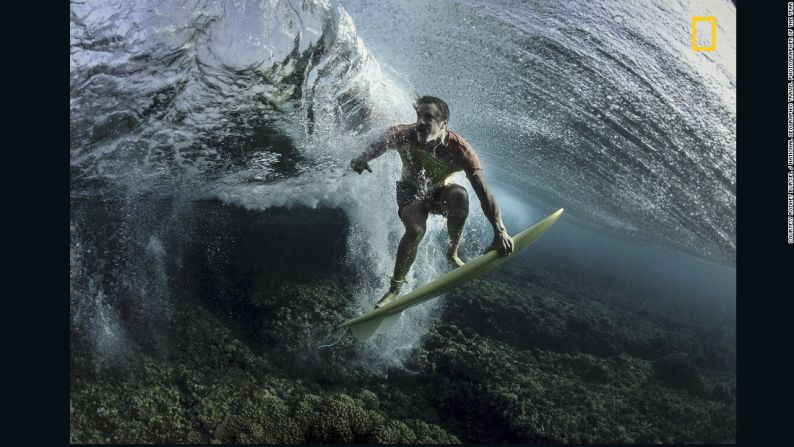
[386,123,483,190]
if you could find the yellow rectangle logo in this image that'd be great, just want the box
[692,16,717,51]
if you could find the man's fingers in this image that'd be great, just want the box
[351,161,371,174]
[351,159,369,174]
[499,239,513,257]
[484,234,514,257]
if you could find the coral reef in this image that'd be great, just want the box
[70,202,735,443]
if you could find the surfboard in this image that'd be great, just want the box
[338,208,564,340]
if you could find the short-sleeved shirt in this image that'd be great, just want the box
[386,123,482,189]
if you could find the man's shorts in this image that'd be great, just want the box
[396,180,450,218]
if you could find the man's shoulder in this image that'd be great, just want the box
[446,130,482,175]
[447,130,476,154]
[387,123,416,144]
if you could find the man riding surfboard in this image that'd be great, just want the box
[351,96,514,308]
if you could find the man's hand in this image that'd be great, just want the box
[350,157,372,174]
[488,229,514,257]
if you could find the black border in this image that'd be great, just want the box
[735,0,790,445]
[11,1,70,445]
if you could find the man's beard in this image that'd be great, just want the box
[418,130,441,146]
[428,134,446,148]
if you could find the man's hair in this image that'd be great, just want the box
[414,96,450,122]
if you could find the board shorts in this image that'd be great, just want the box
[396,180,450,218]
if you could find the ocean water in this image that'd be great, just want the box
[70,0,735,369]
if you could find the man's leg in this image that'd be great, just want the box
[393,202,430,280]
[439,184,469,267]
[377,202,429,307]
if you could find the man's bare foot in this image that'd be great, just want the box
[447,251,465,268]
[376,288,400,308]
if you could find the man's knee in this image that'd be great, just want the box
[404,223,426,241]
[444,185,469,213]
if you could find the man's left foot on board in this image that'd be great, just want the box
[375,288,400,308]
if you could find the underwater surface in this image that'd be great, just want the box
[70,0,735,442]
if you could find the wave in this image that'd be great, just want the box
[70,0,735,367]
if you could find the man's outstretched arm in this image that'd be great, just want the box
[468,171,515,256]
[350,133,391,174]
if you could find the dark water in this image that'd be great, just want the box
[70,0,735,368]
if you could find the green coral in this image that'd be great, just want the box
[70,301,458,444]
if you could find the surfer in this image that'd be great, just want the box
[350,96,514,308]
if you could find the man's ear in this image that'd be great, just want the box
[441,120,448,130]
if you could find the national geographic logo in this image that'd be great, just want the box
[691,16,716,52]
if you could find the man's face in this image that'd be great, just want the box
[415,103,447,145]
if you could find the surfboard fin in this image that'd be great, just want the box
[374,312,402,334]
[348,316,385,340]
